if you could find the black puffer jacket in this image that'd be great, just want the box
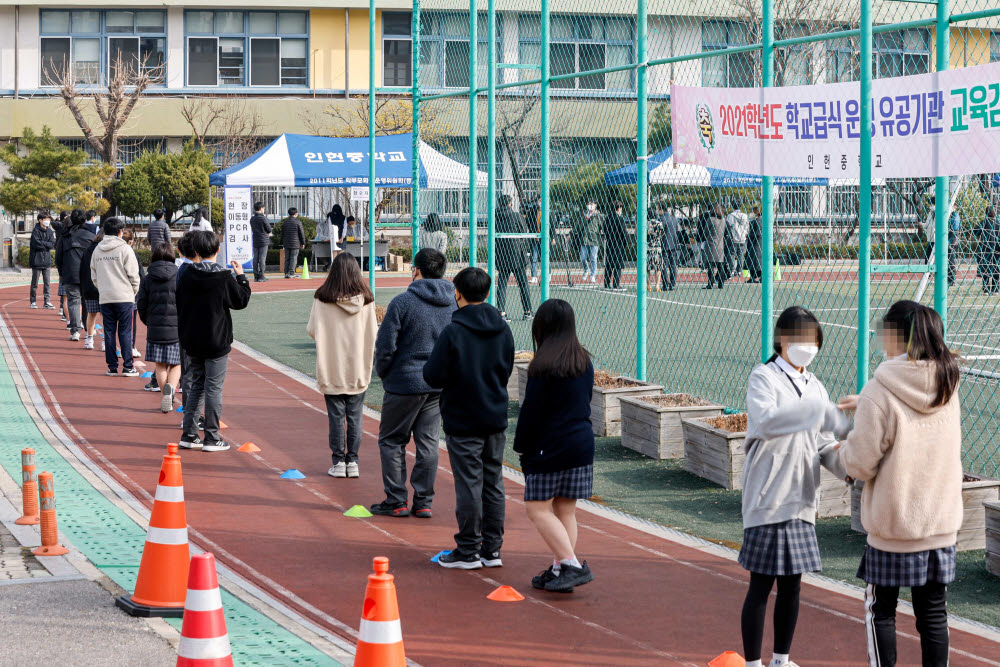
[29,224,55,268]
[79,238,101,301]
[54,224,96,285]
[496,205,527,268]
[135,260,178,345]
[281,216,306,250]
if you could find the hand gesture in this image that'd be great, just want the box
[837,394,860,412]
[230,260,244,276]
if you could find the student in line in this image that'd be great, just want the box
[121,228,146,362]
[54,211,69,320]
[308,252,377,479]
[90,217,141,376]
[148,208,170,248]
[28,211,56,310]
[281,207,306,278]
[740,306,851,667]
[136,242,182,414]
[837,301,962,667]
[424,267,514,570]
[79,230,104,351]
[514,299,596,593]
[55,209,96,341]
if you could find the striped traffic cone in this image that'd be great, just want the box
[116,443,190,618]
[15,448,40,525]
[177,553,233,667]
[354,557,406,667]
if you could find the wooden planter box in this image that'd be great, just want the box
[682,417,746,490]
[619,395,723,460]
[817,471,852,518]
[986,501,1000,577]
[851,474,1000,551]
[508,356,532,403]
[591,377,663,437]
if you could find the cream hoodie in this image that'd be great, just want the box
[307,295,377,395]
[91,236,140,304]
[839,359,963,553]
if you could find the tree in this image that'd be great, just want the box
[495,91,571,209]
[648,103,672,155]
[116,141,215,224]
[0,126,114,216]
[181,97,271,170]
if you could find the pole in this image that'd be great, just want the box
[635,0,648,382]
[934,0,950,332]
[486,0,497,304]
[539,0,551,303]
[760,0,775,362]
[468,0,478,268]
[368,0,377,293]
[411,1,421,255]
[858,0,873,392]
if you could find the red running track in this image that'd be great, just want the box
[1,279,997,667]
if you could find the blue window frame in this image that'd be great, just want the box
[518,14,634,92]
[184,10,308,87]
[39,9,165,87]
[383,12,413,87]
[874,29,930,77]
[702,21,757,87]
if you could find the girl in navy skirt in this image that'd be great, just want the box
[514,299,595,594]
[136,243,182,413]
[740,307,852,667]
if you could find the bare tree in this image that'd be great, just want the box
[181,97,271,170]
[495,90,571,209]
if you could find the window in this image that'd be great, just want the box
[517,14,634,91]
[874,30,929,78]
[39,9,165,86]
[703,21,757,87]
[184,10,308,87]
[826,37,857,83]
[383,12,412,87]
[420,12,495,89]
[991,32,1000,63]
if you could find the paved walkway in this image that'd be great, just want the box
[1,277,999,666]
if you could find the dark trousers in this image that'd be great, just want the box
[746,240,763,281]
[30,268,51,305]
[662,249,678,289]
[706,261,726,288]
[253,245,269,280]
[100,302,134,371]
[377,392,441,509]
[284,247,300,277]
[496,263,532,316]
[181,354,229,444]
[925,242,956,286]
[446,432,506,558]
[64,284,83,334]
[325,393,365,465]
[603,258,623,289]
[741,572,802,663]
[865,582,949,667]
[180,349,205,414]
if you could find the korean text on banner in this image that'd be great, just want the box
[224,187,253,267]
[672,61,1000,180]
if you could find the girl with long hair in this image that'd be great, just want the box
[190,206,213,232]
[136,243,182,413]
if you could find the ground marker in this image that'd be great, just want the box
[487,586,524,602]
[430,550,451,564]
[344,505,373,518]
[709,651,746,667]
[141,371,154,378]
[280,469,305,479]
[236,442,260,453]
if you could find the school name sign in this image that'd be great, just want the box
[672,61,1000,180]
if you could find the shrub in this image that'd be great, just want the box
[390,246,413,263]
[269,216,317,249]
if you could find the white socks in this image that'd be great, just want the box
[560,556,581,569]
[746,661,763,667]
[771,654,789,666]
[552,559,561,574]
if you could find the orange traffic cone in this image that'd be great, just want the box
[15,448,40,525]
[709,651,746,667]
[177,553,233,667]
[354,557,405,667]
[116,442,190,617]
[32,472,68,556]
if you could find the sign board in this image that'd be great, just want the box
[351,186,370,202]
[224,186,253,268]
[672,60,1000,179]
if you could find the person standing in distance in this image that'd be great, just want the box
[28,211,56,310]
[281,207,306,278]
[249,202,272,282]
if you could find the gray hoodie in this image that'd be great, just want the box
[742,360,852,529]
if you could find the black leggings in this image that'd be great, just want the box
[741,572,802,662]
[865,582,949,666]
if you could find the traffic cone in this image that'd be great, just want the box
[15,448,40,525]
[301,257,310,280]
[708,651,746,667]
[774,258,782,282]
[32,472,68,556]
[177,553,233,667]
[116,443,190,617]
[354,557,405,667]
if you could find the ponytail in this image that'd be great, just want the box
[882,300,960,407]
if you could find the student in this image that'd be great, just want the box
[740,306,851,667]
[307,253,377,478]
[575,199,603,284]
[327,204,348,246]
[121,228,146,361]
[424,267,515,570]
[176,231,252,452]
[704,202,727,290]
[249,202,272,282]
[513,299,596,592]
[281,207,306,278]
[79,231,103,351]
[28,211,56,309]
[176,232,199,279]
[836,301,961,667]
[746,203,764,284]
[371,248,455,517]
[190,206,213,232]
[84,210,99,234]
[136,243,181,412]
[55,209,96,341]
[495,194,533,320]
[645,207,664,292]
[604,201,628,291]
[660,206,680,291]
[91,217,140,376]
[148,208,170,248]
[53,211,68,319]
[420,213,448,256]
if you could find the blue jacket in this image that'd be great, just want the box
[375,279,457,395]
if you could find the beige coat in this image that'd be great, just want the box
[839,359,963,553]
[91,236,140,304]
[307,295,377,395]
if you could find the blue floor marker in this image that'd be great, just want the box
[141,372,153,378]
[175,405,184,413]
[430,550,452,564]
[280,469,306,480]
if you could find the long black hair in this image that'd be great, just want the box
[315,252,374,305]
[424,212,443,233]
[528,299,591,378]
[768,306,823,364]
[882,300,960,407]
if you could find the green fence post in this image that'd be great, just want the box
[368,0,377,294]
[468,0,478,268]
[635,0,648,382]
[411,1,421,255]
[934,0,950,333]
[760,0,775,363]
[486,0,497,304]
[539,0,550,303]
[857,0,873,392]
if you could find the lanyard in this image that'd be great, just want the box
[770,361,803,398]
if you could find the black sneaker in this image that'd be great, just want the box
[143,380,160,392]
[179,436,203,450]
[544,561,593,593]
[122,367,140,377]
[202,439,231,452]
[369,501,409,517]
[437,551,483,570]
[105,369,118,377]
[532,565,559,590]
[522,312,534,321]
[480,550,502,568]
[412,507,432,519]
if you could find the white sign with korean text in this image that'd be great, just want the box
[351,186,370,202]
[224,186,253,267]
[672,60,1000,179]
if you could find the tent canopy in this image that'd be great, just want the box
[209,133,486,189]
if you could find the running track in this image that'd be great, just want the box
[1,278,998,666]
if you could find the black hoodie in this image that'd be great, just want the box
[136,260,179,345]
[423,303,515,436]
[176,262,252,359]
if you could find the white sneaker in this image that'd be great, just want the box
[160,384,174,414]
[346,462,359,478]
[328,462,347,478]
[69,332,80,341]
[529,276,538,285]
[132,347,142,358]
[30,303,38,309]
[101,340,106,351]
[590,274,597,284]
[83,336,94,350]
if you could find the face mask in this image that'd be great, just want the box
[40,220,50,227]
[785,343,819,368]
[587,204,596,212]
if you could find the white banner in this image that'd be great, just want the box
[672,61,1000,179]
[224,186,253,268]
[350,186,370,202]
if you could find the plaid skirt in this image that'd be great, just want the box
[738,519,822,576]
[524,465,593,502]
[85,299,101,315]
[857,544,957,587]
[58,283,65,296]
[145,341,182,366]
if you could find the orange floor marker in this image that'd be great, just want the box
[15,448,40,525]
[708,651,746,667]
[219,421,228,429]
[177,553,233,666]
[32,472,68,556]
[116,443,190,617]
[487,585,524,602]
[237,442,260,453]
[354,557,406,667]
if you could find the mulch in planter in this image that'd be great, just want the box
[594,370,642,389]
[376,305,387,324]
[702,413,748,432]
[638,393,713,408]
[515,351,534,361]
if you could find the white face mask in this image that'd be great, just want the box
[785,343,819,368]
[587,204,596,212]
[40,220,50,227]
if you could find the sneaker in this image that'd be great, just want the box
[529,276,538,284]
[132,347,142,358]
[480,551,503,568]
[544,561,593,593]
[413,507,432,519]
[59,308,65,320]
[122,367,140,377]
[202,440,231,452]
[328,462,347,478]
[197,416,204,431]
[160,384,174,414]
[30,303,38,309]
[523,311,534,321]
[105,369,118,377]
[83,336,94,350]
[43,303,54,309]
[179,436,203,450]
[532,565,559,590]
[437,551,483,570]
[69,332,80,341]
[346,462,359,478]
[369,501,409,517]
[590,275,597,284]
[101,339,106,351]
[144,380,160,392]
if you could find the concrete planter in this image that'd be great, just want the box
[619,395,723,460]
[681,417,746,490]
[508,353,532,403]
[986,501,1000,577]
[817,471,852,519]
[590,376,663,437]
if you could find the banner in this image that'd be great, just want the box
[224,186,253,269]
[672,61,1000,180]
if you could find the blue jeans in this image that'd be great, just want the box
[529,240,540,278]
[580,245,599,277]
[100,302,134,372]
